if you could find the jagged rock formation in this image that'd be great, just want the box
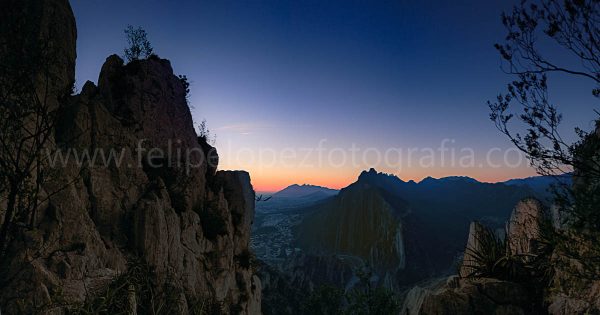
[404,200,549,315]
[405,191,600,314]
[506,198,546,257]
[458,222,491,278]
[0,0,261,314]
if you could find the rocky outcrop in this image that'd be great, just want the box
[544,125,600,314]
[407,191,600,315]
[458,222,491,278]
[506,198,546,257]
[404,200,550,315]
[546,233,600,314]
[0,0,261,314]
[401,277,534,315]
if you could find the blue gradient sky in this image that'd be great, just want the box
[71,0,597,191]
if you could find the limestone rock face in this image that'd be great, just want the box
[506,198,546,257]
[295,170,410,290]
[0,0,77,113]
[0,0,261,314]
[459,221,490,278]
[546,233,600,315]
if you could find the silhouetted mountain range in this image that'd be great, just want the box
[273,184,338,199]
[256,184,338,214]
[295,168,536,288]
[503,174,572,201]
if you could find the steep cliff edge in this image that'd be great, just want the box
[0,0,260,314]
[295,168,533,289]
[296,169,411,289]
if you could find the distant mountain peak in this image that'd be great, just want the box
[358,168,401,181]
[419,176,479,184]
[273,183,338,199]
[283,183,332,189]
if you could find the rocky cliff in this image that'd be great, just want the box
[403,200,549,315]
[403,193,600,314]
[298,173,408,273]
[0,0,261,314]
[295,168,533,289]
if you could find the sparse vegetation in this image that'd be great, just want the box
[69,258,185,315]
[188,297,224,315]
[124,25,154,62]
[197,119,216,146]
[179,74,191,104]
[464,222,556,284]
[69,259,226,315]
[463,226,526,281]
[235,249,256,269]
[196,202,228,240]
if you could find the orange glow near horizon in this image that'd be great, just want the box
[221,164,539,193]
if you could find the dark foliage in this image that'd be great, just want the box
[68,259,187,314]
[197,119,216,146]
[0,0,74,264]
[488,0,600,225]
[196,203,229,240]
[123,25,154,62]
[235,249,255,269]
[489,0,600,282]
[301,286,345,315]
[462,224,557,284]
[179,75,191,100]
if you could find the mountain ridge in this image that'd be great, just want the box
[295,168,535,289]
[272,184,338,199]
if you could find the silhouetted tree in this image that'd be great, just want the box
[489,0,600,226]
[489,0,600,280]
[124,25,154,62]
[198,119,216,146]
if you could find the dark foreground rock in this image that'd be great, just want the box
[401,277,535,315]
[0,0,261,313]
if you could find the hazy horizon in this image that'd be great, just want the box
[254,169,566,194]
